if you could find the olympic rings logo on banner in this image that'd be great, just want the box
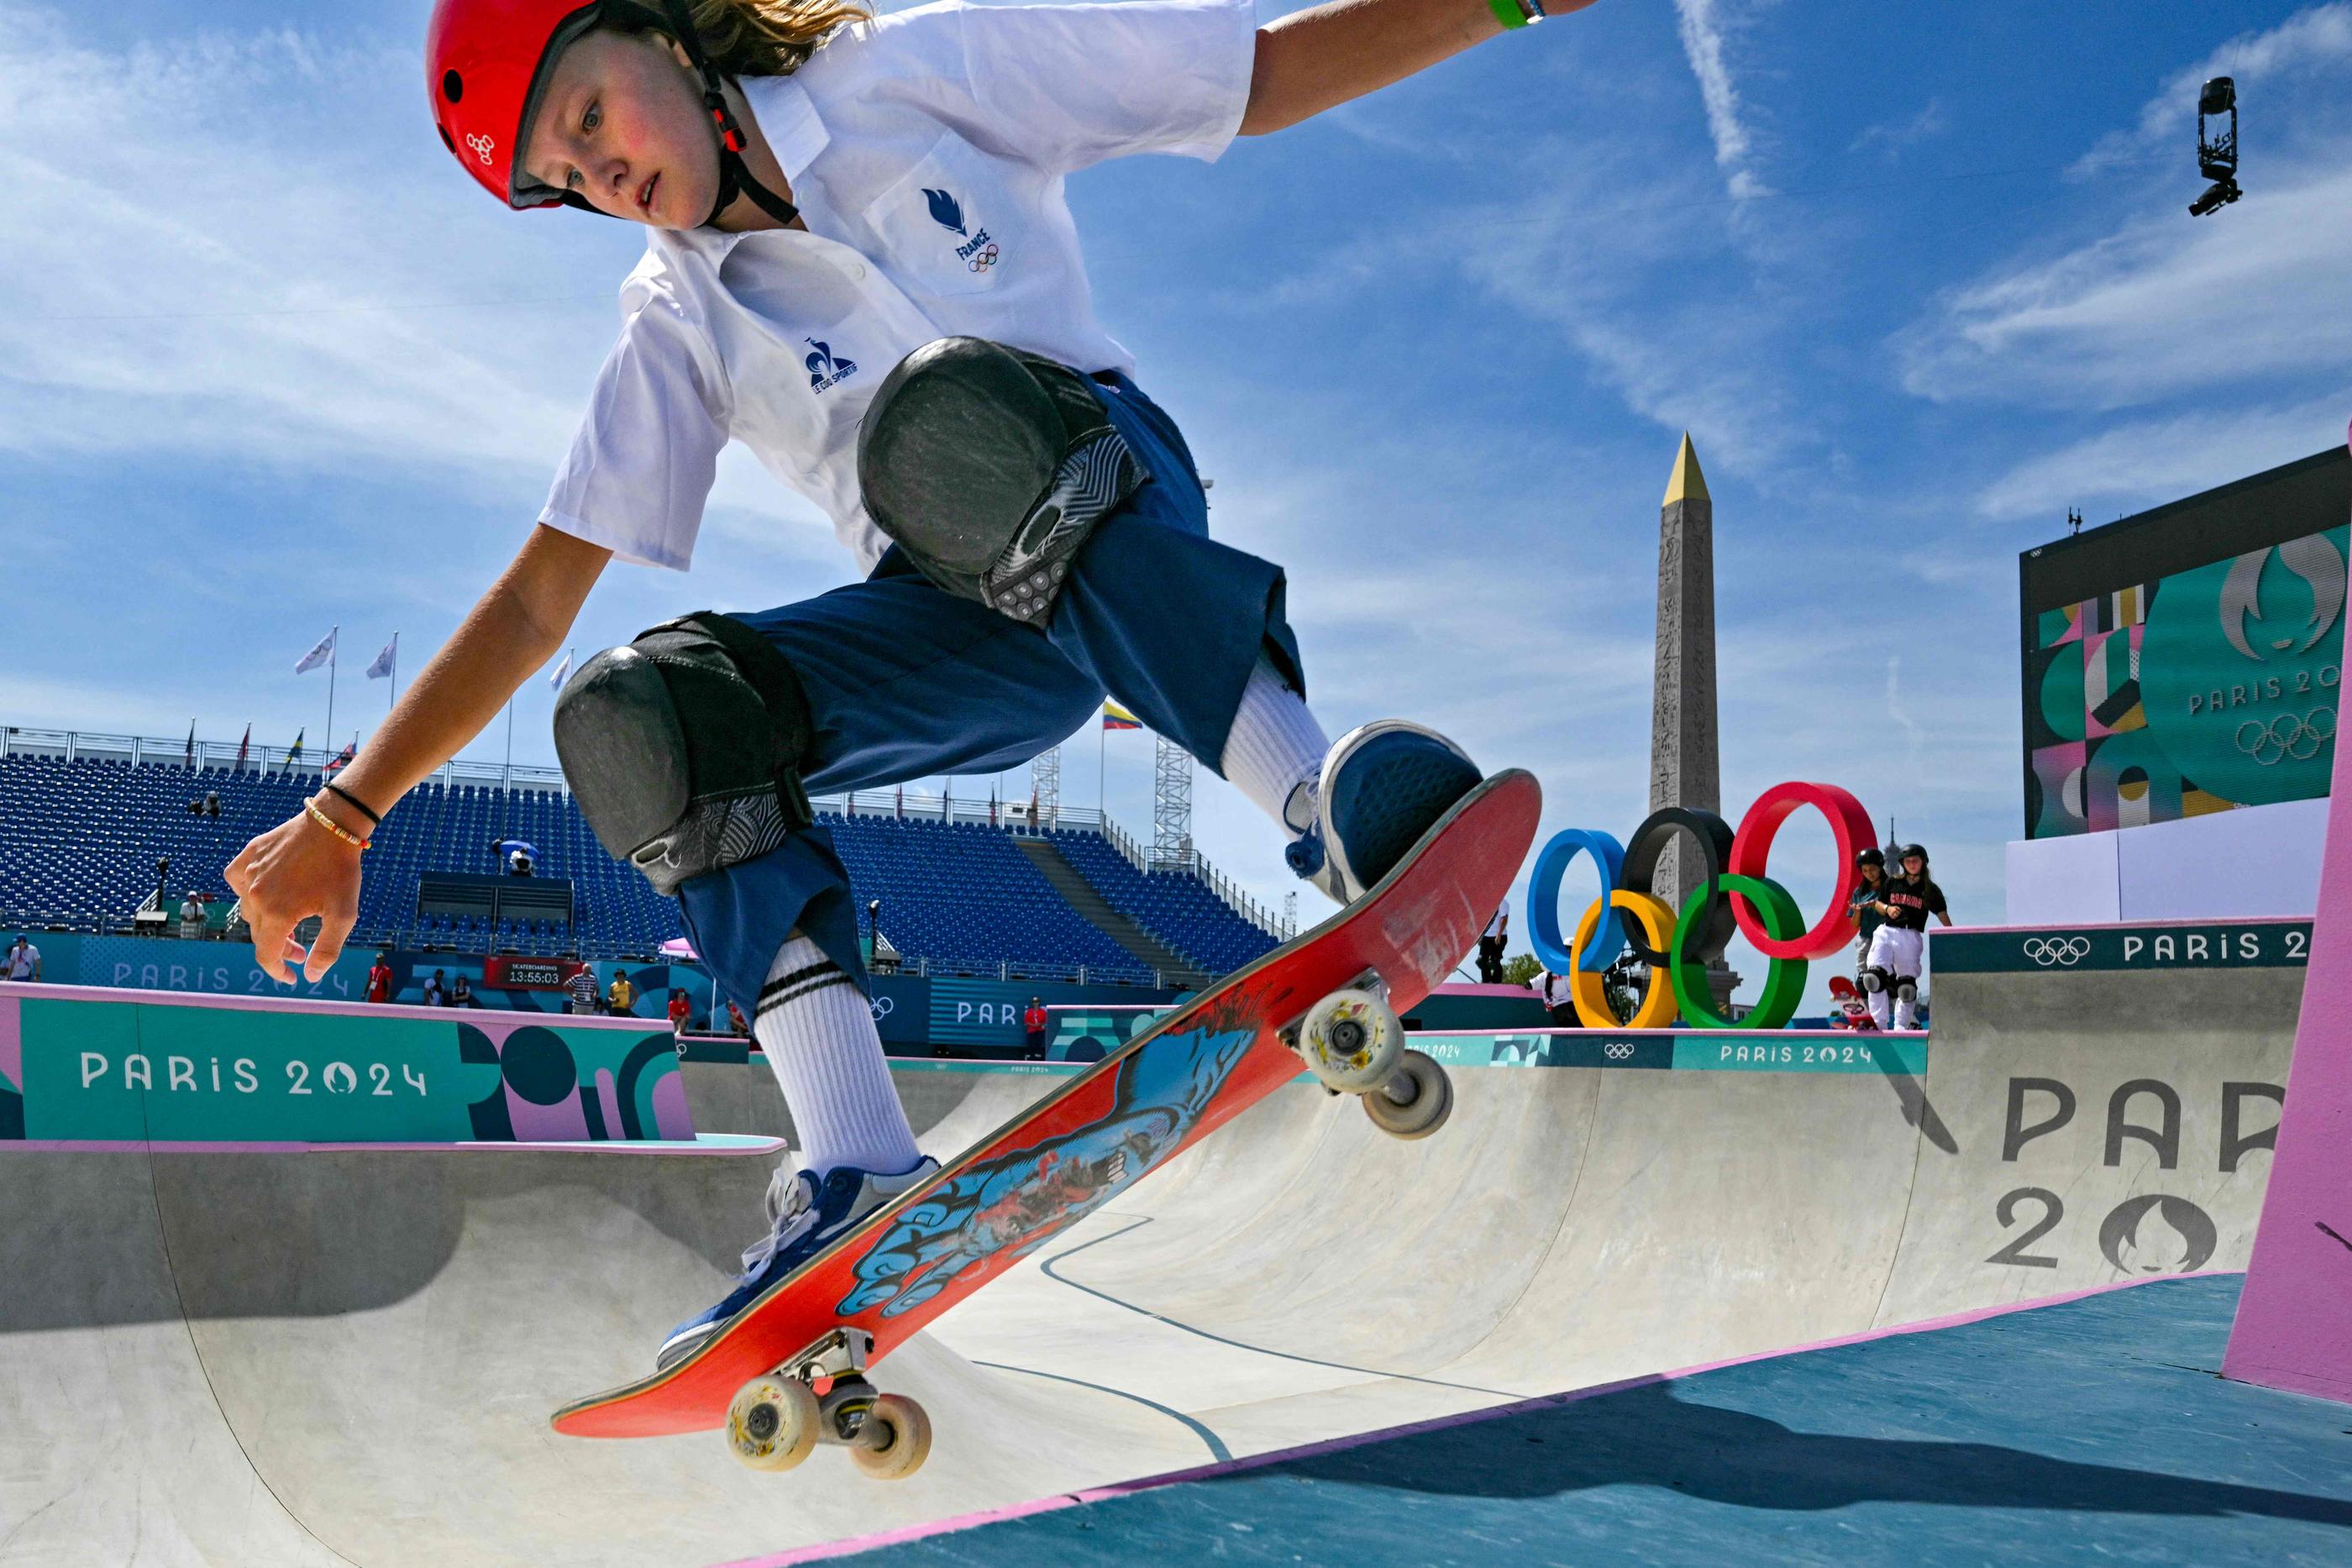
[1527,781,1874,1032]
[1604,1043,1635,1060]
[2021,936,2091,967]
[2234,707,2334,766]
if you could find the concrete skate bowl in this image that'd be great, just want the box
[0,943,2298,1567]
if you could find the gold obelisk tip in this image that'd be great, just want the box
[1663,432,1709,506]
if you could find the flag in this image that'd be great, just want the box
[1102,701,1142,732]
[284,728,305,767]
[989,790,998,827]
[184,721,195,769]
[324,741,355,776]
[364,634,397,681]
[234,724,250,768]
[895,784,903,820]
[549,651,574,690]
[294,627,337,674]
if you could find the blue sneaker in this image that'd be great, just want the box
[656,1156,940,1371]
[1284,721,1481,904]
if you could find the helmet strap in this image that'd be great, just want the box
[644,0,800,229]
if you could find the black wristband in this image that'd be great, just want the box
[323,781,384,827]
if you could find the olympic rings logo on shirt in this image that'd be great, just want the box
[2234,707,2335,765]
[2020,936,2092,967]
[1527,781,1875,1032]
[967,244,1000,273]
[463,132,496,166]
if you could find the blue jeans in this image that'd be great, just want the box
[676,374,1301,1015]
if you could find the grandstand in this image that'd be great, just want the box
[0,729,1282,985]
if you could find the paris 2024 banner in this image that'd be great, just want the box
[2026,520,2345,837]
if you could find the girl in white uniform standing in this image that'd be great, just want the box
[228,0,1595,1367]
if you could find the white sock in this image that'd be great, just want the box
[1219,654,1331,834]
[753,936,921,1177]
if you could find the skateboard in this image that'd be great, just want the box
[551,769,1541,1477]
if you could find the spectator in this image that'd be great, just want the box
[607,971,637,1018]
[668,987,692,1036]
[1861,843,1951,1031]
[423,970,447,1007]
[491,836,538,877]
[565,966,599,1015]
[3,935,39,984]
[177,889,207,942]
[365,952,395,1005]
[1476,900,1510,983]
[449,973,478,1009]
[726,999,750,1038]
[1022,997,1048,1061]
[1534,966,1578,1028]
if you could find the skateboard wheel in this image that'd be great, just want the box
[1363,1049,1452,1141]
[727,1373,820,1472]
[848,1392,932,1481]
[1299,989,1404,1094]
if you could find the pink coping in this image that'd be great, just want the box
[2223,648,2352,1403]
[723,1273,2213,1568]
[0,1135,782,1156]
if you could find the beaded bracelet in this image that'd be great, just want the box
[303,797,371,852]
[323,781,383,827]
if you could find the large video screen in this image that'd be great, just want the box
[2021,448,2346,838]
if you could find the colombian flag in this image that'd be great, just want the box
[1101,701,1142,732]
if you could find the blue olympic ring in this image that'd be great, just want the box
[1528,828,1626,974]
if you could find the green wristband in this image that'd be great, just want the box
[1487,0,1529,29]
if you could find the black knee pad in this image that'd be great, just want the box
[858,337,1147,627]
[554,612,814,895]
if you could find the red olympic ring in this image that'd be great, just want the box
[1725,781,1876,961]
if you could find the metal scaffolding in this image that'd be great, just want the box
[1152,734,1194,870]
[1030,745,1060,828]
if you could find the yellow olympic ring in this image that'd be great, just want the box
[1569,890,1679,1030]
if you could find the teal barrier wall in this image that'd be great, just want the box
[0,987,687,1145]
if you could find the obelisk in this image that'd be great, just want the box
[1650,433,1722,925]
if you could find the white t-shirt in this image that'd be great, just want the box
[538,0,1256,576]
[1483,901,1509,941]
[4,943,39,980]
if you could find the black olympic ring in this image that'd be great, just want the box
[2020,936,2091,967]
[1618,807,1736,968]
[2234,708,2334,766]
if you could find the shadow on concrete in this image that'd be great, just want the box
[1212,1380,2352,1527]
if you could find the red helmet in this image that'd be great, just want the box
[425,0,801,226]
[427,0,619,211]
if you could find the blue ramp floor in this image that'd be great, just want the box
[822,1276,2352,1567]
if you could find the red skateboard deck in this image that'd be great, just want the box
[552,769,1540,1445]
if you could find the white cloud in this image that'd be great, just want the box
[1851,98,1947,160]
[1973,391,2349,521]
[1672,0,1772,200]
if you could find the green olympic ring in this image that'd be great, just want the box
[1668,873,1809,1030]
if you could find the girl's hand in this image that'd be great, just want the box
[225,795,368,985]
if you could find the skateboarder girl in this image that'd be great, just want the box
[1859,844,1949,1030]
[226,0,1589,1370]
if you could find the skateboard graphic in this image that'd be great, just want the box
[551,770,1541,1477]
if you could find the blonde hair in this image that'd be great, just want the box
[673,0,873,76]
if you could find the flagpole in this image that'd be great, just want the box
[1098,716,1106,822]
[503,696,516,837]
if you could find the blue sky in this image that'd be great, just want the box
[2,0,2342,1001]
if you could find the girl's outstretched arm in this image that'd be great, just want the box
[227,524,613,983]
[1240,0,1599,136]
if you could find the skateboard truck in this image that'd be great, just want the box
[725,1327,933,1481]
[1283,968,1453,1139]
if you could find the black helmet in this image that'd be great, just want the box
[1855,846,1885,868]
[1898,842,1929,867]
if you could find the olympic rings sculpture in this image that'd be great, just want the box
[1527,781,1875,1031]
